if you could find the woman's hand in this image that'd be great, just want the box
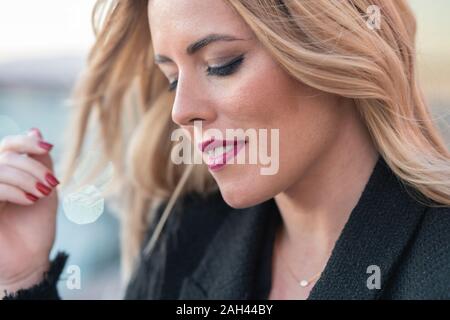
[0,128,60,296]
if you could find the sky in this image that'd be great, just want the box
[0,0,96,62]
[0,0,449,63]
[410,0,450,55]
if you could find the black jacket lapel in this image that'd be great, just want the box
[307,157,427,299]
[178,198,280,299]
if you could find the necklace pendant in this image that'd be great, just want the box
[299,280,309,287]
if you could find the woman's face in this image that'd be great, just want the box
[148,0,349,208]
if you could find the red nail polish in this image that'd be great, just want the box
[30,128,43,139]
[36,182,52,196]
[25,192,39,202]
[38,141,53,151]
[45,173,60,187]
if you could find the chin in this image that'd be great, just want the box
[219,185,270,209]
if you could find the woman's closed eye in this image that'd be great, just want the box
[168,54,245,92]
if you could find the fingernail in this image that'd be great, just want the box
[45,173,60,187]
[25,192,39,202]
[30,128,43,139]
[36,182,52,196]
[38,141,53,151]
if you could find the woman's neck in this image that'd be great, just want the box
[274,104,379,263]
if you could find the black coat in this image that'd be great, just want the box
[4,156,450,299]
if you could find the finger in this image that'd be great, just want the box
[0,164,53,198]
[0,152,60,189]
[28,128,43,140]
[0,134,53,155]
[0,184,38,206]
[27,129,55,171]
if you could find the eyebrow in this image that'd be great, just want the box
[154,33,245,64]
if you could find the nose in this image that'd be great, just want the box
[171,77,216,127]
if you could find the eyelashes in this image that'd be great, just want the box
[168,79,178,92]
[206,54,245,77]
[168,54,245,92]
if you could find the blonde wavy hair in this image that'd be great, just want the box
[62,0,450,281]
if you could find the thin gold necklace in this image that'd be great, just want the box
[276,234,322,288]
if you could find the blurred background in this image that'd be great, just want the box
[0,0,449,299]
[0,0,121,299]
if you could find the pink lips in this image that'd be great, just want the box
[198,138,247,172]
[199,138,215,153]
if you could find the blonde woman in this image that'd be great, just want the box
[1,0,449,300]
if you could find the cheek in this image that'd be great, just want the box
[210,50,302,125]
[212,50,340,151]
